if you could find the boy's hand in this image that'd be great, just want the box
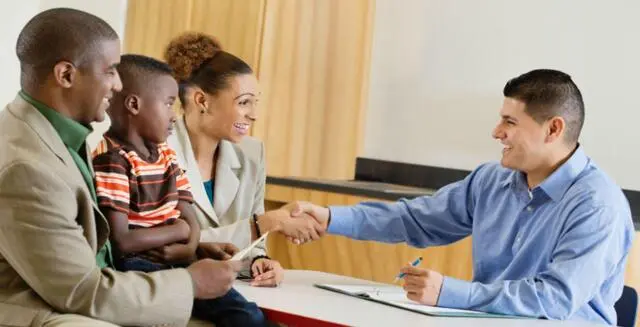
[146,243,197,264]
[197,242,240,260]
[170,218,191,243]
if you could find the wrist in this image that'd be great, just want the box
[326,209,331,230]
[250,255,271,268]
[256,213,283,234]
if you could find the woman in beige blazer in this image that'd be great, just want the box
[165,32,285,287]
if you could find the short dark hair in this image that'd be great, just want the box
[16,8,119,84]
[503,69,585,144]
[117,54,173,90]
[163,32,253,105]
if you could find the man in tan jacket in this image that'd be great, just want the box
[0,8,241,327]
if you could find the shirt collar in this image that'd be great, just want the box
[19,90,91,152]
[500,145,589,202]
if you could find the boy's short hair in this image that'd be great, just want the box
[117,54,173,90]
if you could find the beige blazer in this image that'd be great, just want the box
[0,95,194,327]
[168,117,267,260]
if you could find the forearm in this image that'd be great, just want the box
[115,225,189,254]
[328,197,471,247]
[178,201,200,248]
[439,275,579,319]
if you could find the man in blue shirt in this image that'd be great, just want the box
[276,69,635,324]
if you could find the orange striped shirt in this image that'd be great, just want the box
[92,136,193,227]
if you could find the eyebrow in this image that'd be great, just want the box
[234,92,255,100]
[502,114,518,121]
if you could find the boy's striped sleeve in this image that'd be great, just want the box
[93,151,131,214]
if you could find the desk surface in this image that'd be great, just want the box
[234,270,604,327]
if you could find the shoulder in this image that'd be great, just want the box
[565,160,631,219]
[92,138,130,168]
[465,161,512,188]
[0,110,63,178]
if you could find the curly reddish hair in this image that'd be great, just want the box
[164,32,222,82]
[164,32,252,105]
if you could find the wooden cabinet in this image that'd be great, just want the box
[124,0,374,180]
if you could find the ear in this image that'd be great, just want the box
[193,89,209,112]
[52,61,76,88]
[124,94,141,116]
[545,116,565,143]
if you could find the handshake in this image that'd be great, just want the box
[256,201,330,244]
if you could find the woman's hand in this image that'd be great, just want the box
[250,258,284,287]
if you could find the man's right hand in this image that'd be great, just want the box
[286,201,331,244]
[186,259,242,299]
[268,201,331,244]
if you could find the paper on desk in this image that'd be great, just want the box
[230,232,270,261]
[315,284,525,318]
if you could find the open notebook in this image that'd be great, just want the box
[314,284,525,319]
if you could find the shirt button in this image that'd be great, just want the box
[527,206,533,212]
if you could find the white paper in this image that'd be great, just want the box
[230,232,269,261]
[318,284,507,316]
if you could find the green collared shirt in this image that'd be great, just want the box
[19,90,113,269]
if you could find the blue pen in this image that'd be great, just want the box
[393,256,423,283]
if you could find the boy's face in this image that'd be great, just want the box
[136,74,179,143]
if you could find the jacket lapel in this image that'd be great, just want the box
[8,96,109,245]
[9,96,98,209]
[212,140,241,220]
[9,96,73,166]
[84,142,110,241]
[170,118,221,225]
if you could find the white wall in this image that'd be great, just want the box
[364,0,640,190]
[0,0,127,147]
[0,0,41,107]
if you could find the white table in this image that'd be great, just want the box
[234,270,606,327]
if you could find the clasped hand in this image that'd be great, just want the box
[258,201,330,244]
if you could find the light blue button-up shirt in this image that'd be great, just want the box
[328,147,634,324]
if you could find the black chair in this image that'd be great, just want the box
[615,285,638,327]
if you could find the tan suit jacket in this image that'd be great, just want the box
[168,117,267,262]
[0,95,194,326]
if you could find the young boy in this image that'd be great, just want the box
[92,54,267,326]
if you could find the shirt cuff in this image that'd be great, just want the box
[327,206,354,236]
[437,276,472,309]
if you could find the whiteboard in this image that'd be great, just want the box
[363,0,640,190]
